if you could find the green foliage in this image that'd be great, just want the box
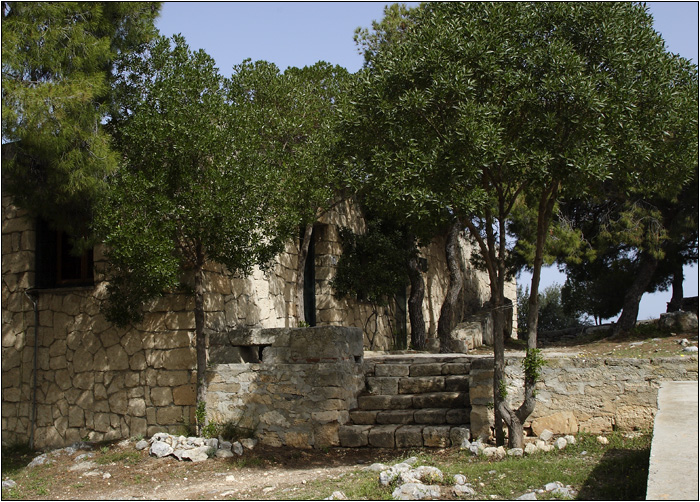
[95,450,141,466]
[228,60,352,229]
[517,284,588,336]
[195,401,207,430]
[1,2,160,237]
[522,348,546,383]
[331,218,412,306]
[96,35,292,325]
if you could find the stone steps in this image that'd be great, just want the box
[339,354,473,448]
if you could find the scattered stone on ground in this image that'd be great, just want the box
[323,490,348,500]
[517,480,577,500]
[145,432,255,462]
[2,480,17,489]
[374,459,476,500]
[596,436,609,445]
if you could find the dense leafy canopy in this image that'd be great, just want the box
[1,2,160,237]
[97,35,292,325]
[346,1,698,448]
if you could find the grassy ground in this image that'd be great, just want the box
[280,432,651,500]
[1,431,651,500]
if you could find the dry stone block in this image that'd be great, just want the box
[162,348,196,370]
[423,426,451,447]
[150,387,173,407]
[374,364,410,377]
[531,411,579,436]
[156,406,183,425]
[339,425,371,447]
[395,425,424,448]
[399,376,445,394]
[173,384,196,406]
[369,425,397,448]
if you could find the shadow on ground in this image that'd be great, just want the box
[577,447,650,500]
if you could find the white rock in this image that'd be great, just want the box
[564,435,576,445]
[403,456,419,466]
[683,346,699,353]
[324,491,348,500]
[411,466,443,483]
[150,440,174,458]
[240,438,258,450]
[69,461,98,472]
[507,448,524,457]
[207,438,219,450]
[135,440,149,451]
[545,481,564,492]
[117,439,131,448]
[516,492,537,500]
[232,441,243,456]
[364,463,389,472]
[515,492,537,500]
[524,443,538,455]
[453,474,467,485]
[392,483,441,500]
[225,475,235,482]
[596,436,609,445]
[2,480,17,489]
[216,449,234,459]
[539,429,553,442]
[103,473,111,479]
[453,484,476,496]
[74,453,94,462]
[482,447,498,457]
[554,438,568,450]
[219,440,232,451]
[28,454,51,467]
[180,446,211,462]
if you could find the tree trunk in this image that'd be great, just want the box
[407,255,427,350]
[491,290,507,446]
[437,221,463,353]
[614,252,659,334]
[194,244,207,432]
[667,262,684,312]
[295,223,314,325]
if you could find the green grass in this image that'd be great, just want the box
[286,432,651,501]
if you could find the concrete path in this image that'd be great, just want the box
[646,381,699,500]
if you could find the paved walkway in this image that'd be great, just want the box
[646,381,699,500]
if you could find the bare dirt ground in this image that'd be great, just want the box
[3,326,697,500]
[4,442,407,500]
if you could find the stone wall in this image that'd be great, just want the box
[2,186,511,449]
[468,354,699,440]
[205,326,365,449]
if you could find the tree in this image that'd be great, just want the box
[343,2,695,448]
[2,1,160,238]
[331,214,415,349]
[517,284,588,338]
[227,60,352,326]
[96,35,293,412]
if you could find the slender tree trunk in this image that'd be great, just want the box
[437,220,463,353]
[407,255,427,350]
[194,243,207,432]
[295,223,314,325]
[614,252,659,334]
[667,262,684,312]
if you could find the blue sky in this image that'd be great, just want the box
[156,1,699,321]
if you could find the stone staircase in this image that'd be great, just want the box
[338,353,472,448]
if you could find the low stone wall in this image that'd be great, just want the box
[469,354,699,440]
[204,326,365,449]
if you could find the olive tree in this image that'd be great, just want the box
[96,36,292,409]
[344,2,694,447]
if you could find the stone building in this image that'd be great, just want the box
[2,170,515,449]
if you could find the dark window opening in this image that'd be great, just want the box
[35,218,94,288]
